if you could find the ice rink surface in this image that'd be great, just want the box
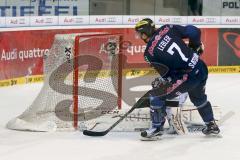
[0,74,240,160]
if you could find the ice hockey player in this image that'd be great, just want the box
[135,18,220,140]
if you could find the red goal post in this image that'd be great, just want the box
[73,33,123,129]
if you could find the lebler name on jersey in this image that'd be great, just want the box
[148,26,170,56]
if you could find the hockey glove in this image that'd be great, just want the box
[188,42,204,55]
[151,77,172,89]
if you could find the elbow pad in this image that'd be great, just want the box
[188,41,204,55]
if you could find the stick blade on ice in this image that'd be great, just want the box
[83,130,108,137]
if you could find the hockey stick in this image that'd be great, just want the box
[83,91,179,136]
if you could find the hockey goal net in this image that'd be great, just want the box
[6,33,124,131]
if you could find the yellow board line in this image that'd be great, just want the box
[0,66,239,88]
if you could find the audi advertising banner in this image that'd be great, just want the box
[0,28,220,81]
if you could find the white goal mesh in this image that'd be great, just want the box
[6,32,124,131]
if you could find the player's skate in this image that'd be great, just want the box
[202,121,220,135]
[141,93,167,141]
[140,126,164,141]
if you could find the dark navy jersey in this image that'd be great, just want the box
[144,24,201,78]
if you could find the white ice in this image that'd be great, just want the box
[0,74,240,160]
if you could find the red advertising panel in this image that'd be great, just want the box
[0,29,119,80]
[0,28,219,81]
[200,28,218,66]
